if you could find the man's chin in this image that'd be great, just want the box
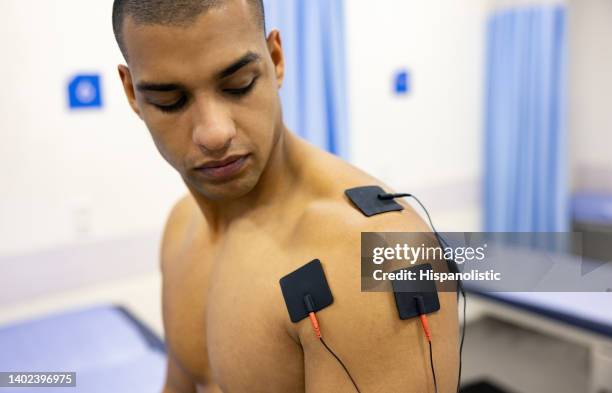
[187,175,258,202]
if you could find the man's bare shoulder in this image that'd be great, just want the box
[292,197,460,392]
[160,194,201,272]
[290,196,444,323]
[297,143,432,237]
[294,194,431,247]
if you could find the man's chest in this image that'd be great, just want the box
[164,231,309,392]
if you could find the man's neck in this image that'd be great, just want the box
[189,127,306,236]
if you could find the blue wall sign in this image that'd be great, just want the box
[68,74,103,110]
[394,70,411,95]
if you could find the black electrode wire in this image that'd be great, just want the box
[380,192,467,393]
[457,288,467,393]
[428,340,439,393]
[319,337,362,393]
[378,193,452,250]
[416,295,438,393]
[405,194,450,250]
[409,193,466,393]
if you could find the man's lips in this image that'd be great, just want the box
[194,154,249,180]
[198,155,246,169]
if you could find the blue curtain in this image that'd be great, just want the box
[263,0,349,158]
[484,6,569,232]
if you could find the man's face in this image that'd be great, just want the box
[118,0,285,201]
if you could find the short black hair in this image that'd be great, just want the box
[112,0,266,60]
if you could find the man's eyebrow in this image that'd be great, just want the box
[134,52,260,92]
[217,51,261,79]
[135,82,184,92]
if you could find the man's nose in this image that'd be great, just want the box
[191,98,237,152]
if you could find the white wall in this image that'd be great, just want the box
[489,0,565,9]
[0,0,489,258]
[345,0,488,231]
[0,0,187,257]
[0,0,489,304]
[568,0,612,192]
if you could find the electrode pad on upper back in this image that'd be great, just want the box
[345,186,404,217]
[280,259,334,323]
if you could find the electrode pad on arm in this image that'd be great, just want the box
[345,186,404,217]
[280,259,334,323]
[391,263,440,320]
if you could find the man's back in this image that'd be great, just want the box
[161,137,459,393]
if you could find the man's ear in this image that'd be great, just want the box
[266,30,285,90]
[118,65,142,119]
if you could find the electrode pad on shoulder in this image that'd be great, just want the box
[280,259,334,323]
[345,186,404,217]
[391,263,440,320]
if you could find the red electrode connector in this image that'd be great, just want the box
[415,296,432,342]
[304,294,322,338]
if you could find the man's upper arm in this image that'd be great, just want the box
[160,196,197,393]
[160,195,196,273]
[298,204,459,392]
[162,351,197,393]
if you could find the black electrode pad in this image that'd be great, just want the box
[391,263,440,320]
[280,259,334,323]
[345,186,404,217]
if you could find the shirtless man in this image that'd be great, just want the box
[112,1,459,392]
